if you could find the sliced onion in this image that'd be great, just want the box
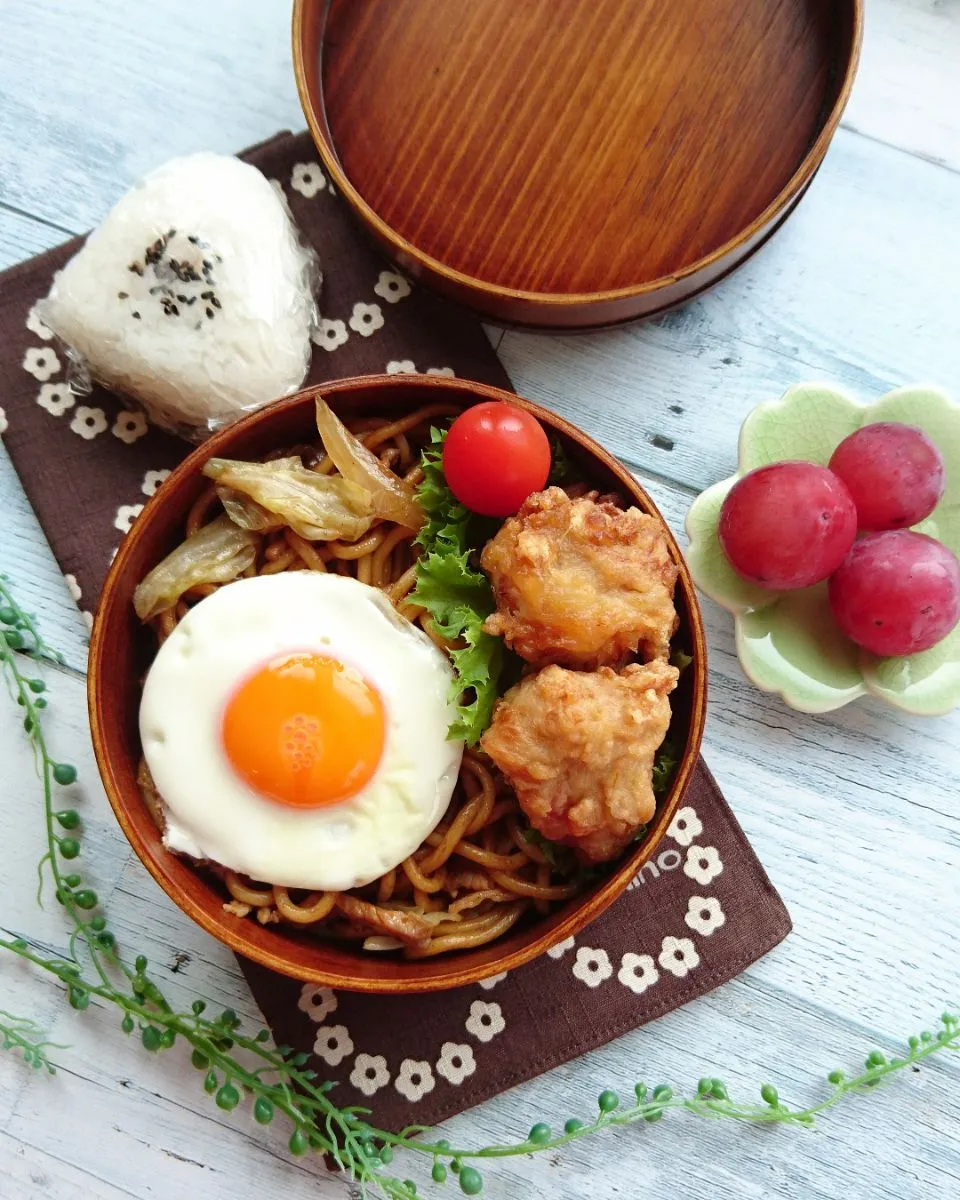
[315,396,425,531]
[203,456,374,542]
[133,515,258,621]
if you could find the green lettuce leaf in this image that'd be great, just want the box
[410,428,504,745]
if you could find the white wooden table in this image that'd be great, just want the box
[1,3,959,1197]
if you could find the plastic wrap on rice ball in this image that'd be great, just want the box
[37,153,321,441]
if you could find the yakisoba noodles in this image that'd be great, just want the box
[139,403,586,958]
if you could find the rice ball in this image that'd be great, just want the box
[38,153,320,440]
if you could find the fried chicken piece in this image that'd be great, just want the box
[480,660,679,863]
[481,487,679,668]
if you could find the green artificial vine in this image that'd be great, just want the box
[0,574,958,1198]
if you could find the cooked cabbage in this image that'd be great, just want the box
[203,456,374,542]
[133,515,258,620]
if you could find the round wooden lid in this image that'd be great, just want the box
[297,0,861,327]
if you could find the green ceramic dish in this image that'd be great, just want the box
[685,383,960,716]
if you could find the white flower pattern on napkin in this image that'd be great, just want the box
[113,411,149,444]
[113,504,143,534]
[313,318,349,352]
[683,844,723,885]
[0,407,6,436]
[667,806,703,846]
[617,953,659,995]
[572,946,613,988]
[349,1053,390,1097]
[658,936,700,978]
[465,1000,505,1043]
[297,984,337,1023]
[386,359,417,374]
[436,1042,476,1085]
[313,1024,354,1066]
[141,469,170,497]
[684,896,725,936]
[374,270,411,303]
[64,574,82,603]
[37,383,73,416]
[290,162,327,198]
[23,347,60,381]
[349,301,384,336]
[395,1058,435,1101]
[70,406,108,440]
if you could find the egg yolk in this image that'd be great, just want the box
[221,653,385,808]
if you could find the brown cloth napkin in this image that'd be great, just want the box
[0,129,791,1129]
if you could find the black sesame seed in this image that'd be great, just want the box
[177,294,187,302]
[132,311,142,320]
[117,291,128,299]
[200,290,213,300]
[187,234,199,245]
[205,306,214,319]
[186,296,197,305]
[211,297,221,309]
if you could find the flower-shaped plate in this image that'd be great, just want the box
[685,383,960,715]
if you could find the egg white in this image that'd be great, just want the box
[139,572,464,892]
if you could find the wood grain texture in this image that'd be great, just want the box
[299,0,860,326]
[2,0,960,1196]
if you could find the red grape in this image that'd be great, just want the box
[718,462,857,590]
[828,422,945,531]
[828,531,960,656]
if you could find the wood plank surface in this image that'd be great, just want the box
[1,0,958,1198]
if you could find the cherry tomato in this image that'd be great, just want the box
[442,402,551,517]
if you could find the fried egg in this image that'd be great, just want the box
[139,572,464,892]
